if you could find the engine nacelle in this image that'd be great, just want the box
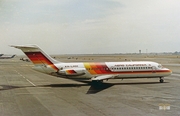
[58,68,86,76]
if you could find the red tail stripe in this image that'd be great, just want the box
[25,52,59,71]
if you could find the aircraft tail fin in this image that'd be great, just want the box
[11,45,59,71]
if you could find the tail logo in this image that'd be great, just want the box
[25,52,59,71]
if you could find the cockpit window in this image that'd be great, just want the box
[158,64,163,68]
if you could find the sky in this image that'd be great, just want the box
[0,0,180,55]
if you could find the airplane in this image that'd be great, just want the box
[11,45,172,85]
[0,54,16,59]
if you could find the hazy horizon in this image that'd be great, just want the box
[1,0,180,55]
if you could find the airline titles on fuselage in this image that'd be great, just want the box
[111,64,153,70]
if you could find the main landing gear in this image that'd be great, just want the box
[91,80,103,86]
[159,77,164,83]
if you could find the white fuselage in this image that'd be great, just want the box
[35,61,171,79]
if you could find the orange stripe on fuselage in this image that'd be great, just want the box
[84,62,112,74]
[66,70,76,74]
[84,63,96,74]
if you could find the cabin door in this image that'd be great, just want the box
[152,66,156,73]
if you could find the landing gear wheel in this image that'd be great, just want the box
[159,79,164,83]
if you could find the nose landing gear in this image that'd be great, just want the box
[159,77,164,83]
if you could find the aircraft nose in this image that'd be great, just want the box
[167,68,172,75]
[170,69,172,74]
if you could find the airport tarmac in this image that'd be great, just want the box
[0,54,180,116]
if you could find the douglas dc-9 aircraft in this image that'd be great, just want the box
[12,45,172,85]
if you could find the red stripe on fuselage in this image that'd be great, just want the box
[90,70,171,75]
[66,70,76,74]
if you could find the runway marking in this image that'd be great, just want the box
[14,70,36,87]
[26,79,36,87]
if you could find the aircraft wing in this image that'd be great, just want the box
[92,75,115,81]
